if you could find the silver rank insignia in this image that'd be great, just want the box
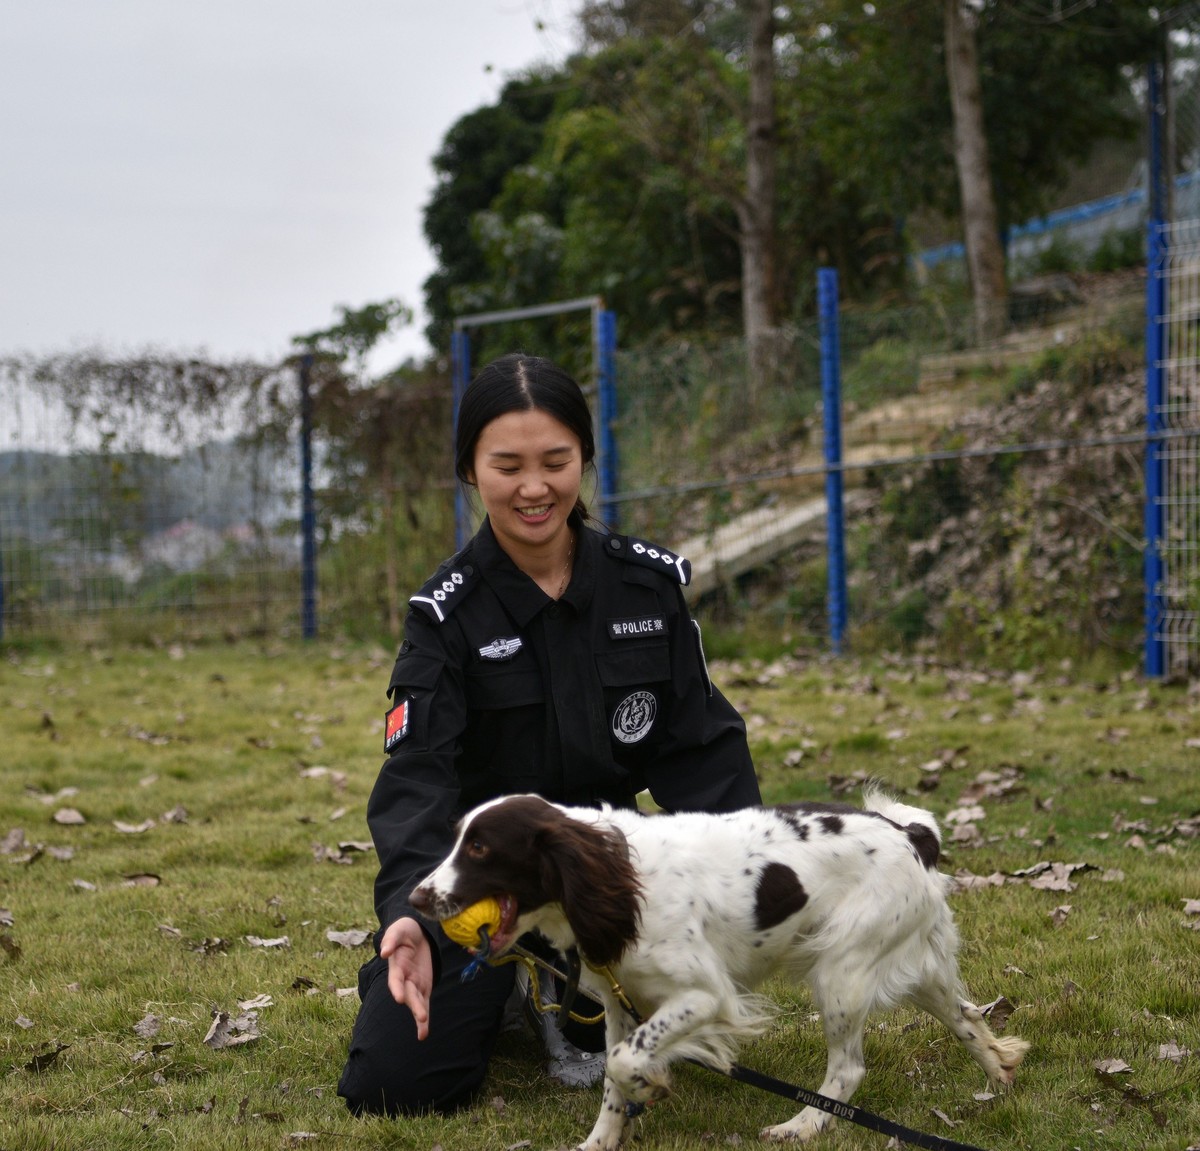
[478,636,523,662]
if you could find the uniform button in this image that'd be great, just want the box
[546,603,560,619]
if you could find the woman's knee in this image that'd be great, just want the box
[338,1047,484,1116]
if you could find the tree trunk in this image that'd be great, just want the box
[741,0,778,406]
[945,0,1007,343]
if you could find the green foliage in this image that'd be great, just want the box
[418,0,1160,369]
[841,337,921,409]
[290,299,412,370]
[1088,226,1144,273]
[881,459,971,542]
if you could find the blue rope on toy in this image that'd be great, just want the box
[460,927,491,981]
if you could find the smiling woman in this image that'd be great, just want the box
[337,352,762,1119]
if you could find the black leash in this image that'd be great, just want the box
[711,1060,988,1151]
[473,942,991,1151]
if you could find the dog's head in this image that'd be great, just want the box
[410,795,642,966]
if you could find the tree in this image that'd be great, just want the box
[579,0,782,398]
[742,0,780,386]
[421,73,564,354]
[945,0,1006,341]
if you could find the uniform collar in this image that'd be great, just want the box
[471,516,597,627]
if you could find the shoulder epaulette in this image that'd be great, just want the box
[603,533,691,586]
[408,560,480,623]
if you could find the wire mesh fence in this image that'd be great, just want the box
[0,272,1165,671]
[609,274,1154,665]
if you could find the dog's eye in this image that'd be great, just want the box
[466,839,488,860]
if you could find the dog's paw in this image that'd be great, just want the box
[988,1035,1032,1086]
[760,1106,832,1143]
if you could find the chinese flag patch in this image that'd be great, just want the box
[384,698,410,752]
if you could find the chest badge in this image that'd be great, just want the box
[612,691,657,744]
[479,636,523,662]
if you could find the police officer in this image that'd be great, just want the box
[338,353,761,1118]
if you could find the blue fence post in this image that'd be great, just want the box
[818,268,848,655]
[451,329,472,551]
[597,309,619,529]
[299,353,318,639]
[1144,54,1169,678]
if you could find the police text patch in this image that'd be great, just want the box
[608,616,666,640]
[384,698,411,752]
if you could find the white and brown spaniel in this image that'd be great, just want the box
[410,791,1029,1150]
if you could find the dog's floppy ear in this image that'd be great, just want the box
[537,812,641,967]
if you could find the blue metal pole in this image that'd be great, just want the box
[451,329,471,551]
[299,354,318,639]
[597,309,619,529]
[1144,55,1168,678]
[818,268,848,655]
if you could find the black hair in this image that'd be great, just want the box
[455,353,596,521]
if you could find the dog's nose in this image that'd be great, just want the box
[409,883,432,913]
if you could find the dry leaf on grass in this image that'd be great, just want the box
[114,819,156,834]
[245,935,290,949]
[950,871,1006,892]
[123,873,161,887]
[238,994,274,1011]
[1050,905,1072,927]
[0,907,12,927]
[326,928,373,949]
[133,1013,161,1039]
[1159,1041,1192,1063]
[1,829,26,854]
[979,995,1017,1031]
[53,809,86,826]
[203,1009,260,1049]
[24,1043,70,1071]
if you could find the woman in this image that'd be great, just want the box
[338,353,760,1117]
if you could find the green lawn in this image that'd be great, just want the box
[1,642,1196,1150]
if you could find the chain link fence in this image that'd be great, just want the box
[0,270,1160,668]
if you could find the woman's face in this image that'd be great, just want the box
[469,408,584,557]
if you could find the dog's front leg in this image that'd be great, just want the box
[575,994,637,1151]
[574,1076,633,1151]
[605,989,721,1106]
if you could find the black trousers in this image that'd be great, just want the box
[338,941,606,1117]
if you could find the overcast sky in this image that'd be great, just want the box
[0,0,580,371]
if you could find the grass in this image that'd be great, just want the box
[1,641,1197,1151]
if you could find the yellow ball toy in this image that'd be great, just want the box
[440,897,504,951]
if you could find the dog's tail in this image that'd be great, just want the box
[862,786,942,847]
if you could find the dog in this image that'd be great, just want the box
[410,791,1029,1149]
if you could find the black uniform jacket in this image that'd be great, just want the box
[366,517,761,950]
